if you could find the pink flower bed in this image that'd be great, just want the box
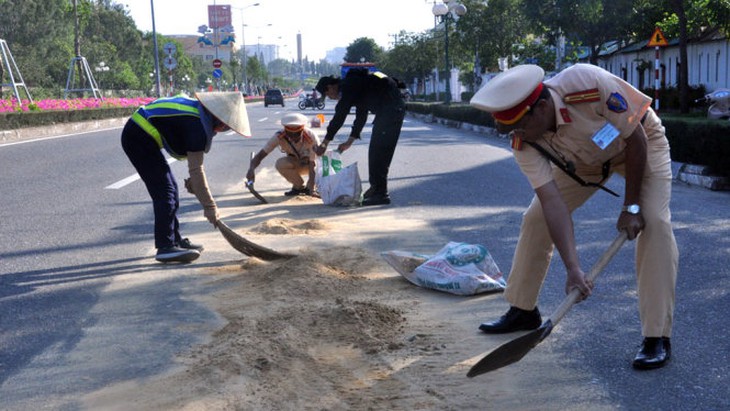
[0,97,156,113]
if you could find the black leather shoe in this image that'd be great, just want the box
[362,193,391,206]
[479,306,542,334]
[633,337,671,370]
[284,187,307,196]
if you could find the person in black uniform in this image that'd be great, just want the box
[314,68,405,206]
[121,92,250,263]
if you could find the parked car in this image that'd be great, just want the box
[264,89,285,107]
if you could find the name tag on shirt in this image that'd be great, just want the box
[592,122,620,150]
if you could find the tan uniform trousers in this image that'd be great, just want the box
[504,133,678,338]
[275,156,309,188]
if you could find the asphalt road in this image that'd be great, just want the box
[1,98,729,410]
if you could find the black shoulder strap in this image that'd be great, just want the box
[525,141,619,197]
[283,136,301,159]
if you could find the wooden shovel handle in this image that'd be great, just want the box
[548,231,628,326]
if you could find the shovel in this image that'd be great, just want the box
[246,152,268,204]
[245,180,268,204]
[467,231,628,378]
[217,219,295,261]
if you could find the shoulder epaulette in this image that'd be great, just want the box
[563,88,601,104]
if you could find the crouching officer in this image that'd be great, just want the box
[470,64,678,369]
[314,68,405,206]
[121,92,250,263]
[247,113,321,196]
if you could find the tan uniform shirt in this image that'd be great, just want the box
[262,128,321,160]
[514,64,654,189]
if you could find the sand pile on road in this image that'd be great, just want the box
[84,214,527,411]
[248,218,331,235]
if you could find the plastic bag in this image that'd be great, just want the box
[316,151,362,206]
[382,242,505,296]
[318,150,342,177]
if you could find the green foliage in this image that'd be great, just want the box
[662,116,730,175]
[344,38,383,63]
[379,31,439,83]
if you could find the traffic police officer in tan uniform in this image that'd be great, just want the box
[247,113,321,196]
[470,64,678,369]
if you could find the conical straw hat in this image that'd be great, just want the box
[195,92,251,137]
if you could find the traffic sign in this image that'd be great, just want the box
[212,68,223,78]
[163,42,177,55]
[648,27,668,47]
[212,59,222,68]
[163,56,177,70]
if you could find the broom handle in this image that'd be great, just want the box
[548,231,628,326]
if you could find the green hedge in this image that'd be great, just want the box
[0,107,136,131]
[405,101,730,176]
[661,116,730,176]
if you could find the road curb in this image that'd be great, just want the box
[676,163,730,191]
[0,117,128,144]
[409,111,729,192]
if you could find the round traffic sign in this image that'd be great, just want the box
[212,59,222,68]
[163,56,177,70]
[163,42,177,55]
[212,68,223,78]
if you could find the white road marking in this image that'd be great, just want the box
[0,126,124,148]
[105,157,178,189]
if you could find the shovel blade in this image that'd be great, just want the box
[217,220,294,261]
[467,320,553,378]
[245,181,268,204]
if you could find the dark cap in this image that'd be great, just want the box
[315,75,338,95]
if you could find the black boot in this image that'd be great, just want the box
[479,306,542,334]
[632,337,671,370]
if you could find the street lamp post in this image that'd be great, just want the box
[150,0,162,97]
[94,61,110,92]
[432,0,467,104]
[233,3,260,95]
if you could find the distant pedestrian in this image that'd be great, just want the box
[121,92,250,263]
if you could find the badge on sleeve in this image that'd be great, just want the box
[606,92,628,113]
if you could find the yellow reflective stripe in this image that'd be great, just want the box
[372,71,387,79]
[145,101,200,115]
[131,111,163,149]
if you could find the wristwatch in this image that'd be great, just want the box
[622,204,641,215]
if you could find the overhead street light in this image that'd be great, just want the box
[432,0,467,104]
[232,2,261,95]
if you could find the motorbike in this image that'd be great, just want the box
[298,95,325,110]
[695,88,730,120]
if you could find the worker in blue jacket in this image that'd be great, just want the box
[121,92,250,263]
[314,69,405,206]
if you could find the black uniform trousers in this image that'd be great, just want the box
[121,120,182,250]
[368,89,405,194]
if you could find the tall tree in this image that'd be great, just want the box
[379,31,439,89]
[0,0,73,92]
[521,0,637,65]
[457,0,529,71]
[344,37,383,63]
